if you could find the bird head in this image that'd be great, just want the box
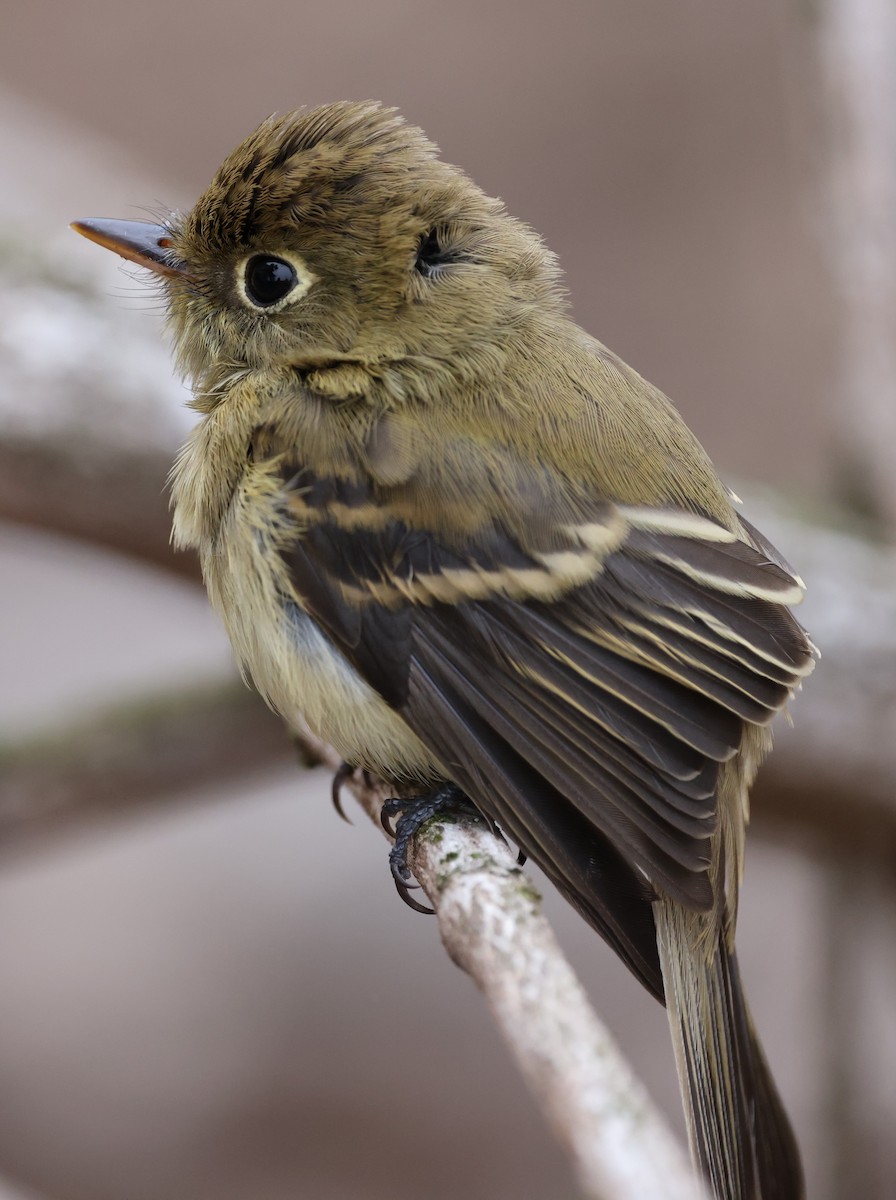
[73,101,564,404]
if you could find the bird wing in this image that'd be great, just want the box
[273,453,814,996]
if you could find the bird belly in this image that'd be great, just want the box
[202,527,441,783]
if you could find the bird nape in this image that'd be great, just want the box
[72,99,815,1200]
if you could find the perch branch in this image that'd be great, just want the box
[301,732,707,1200]
[0,679,292,849]
[817,0,896,527]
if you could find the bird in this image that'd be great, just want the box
[72,100,815,1200]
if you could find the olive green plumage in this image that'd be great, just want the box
[74,101,815,1200]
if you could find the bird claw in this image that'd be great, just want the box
[380,795,409,837]
[389,849,435,914]
[330,761,356,824]
[393,876,436,915]
[383,783,476,914]
[356,780,522,915]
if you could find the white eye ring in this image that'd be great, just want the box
[236,250,316,312]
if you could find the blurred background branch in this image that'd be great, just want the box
[817,0,896,529]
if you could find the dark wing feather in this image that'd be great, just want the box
[273,460,814,985]
[285,537,413,708]
[409,612,716,902]
[407,648,666,998]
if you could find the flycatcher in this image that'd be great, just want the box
[73,101,815,1200]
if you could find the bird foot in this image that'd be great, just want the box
[382,783,480,914]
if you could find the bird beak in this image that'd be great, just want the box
[70,217,187,278]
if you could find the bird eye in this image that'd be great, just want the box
[244,255,298,307]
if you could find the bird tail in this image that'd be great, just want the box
[654,900,804,1200]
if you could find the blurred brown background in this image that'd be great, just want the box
[0,2,893,1199]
